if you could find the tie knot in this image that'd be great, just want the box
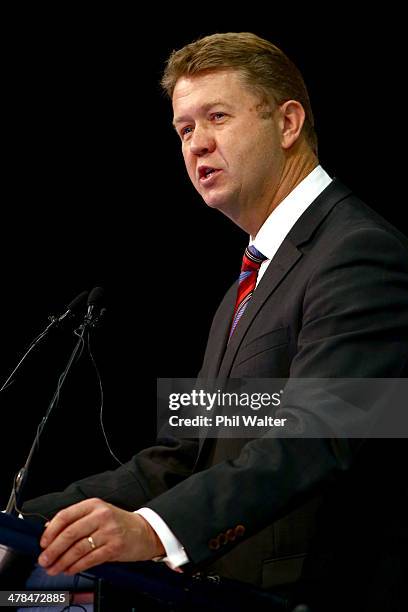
[241,245,267,273]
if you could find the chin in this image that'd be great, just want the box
[204,198,224,210]
[202,191,230,211]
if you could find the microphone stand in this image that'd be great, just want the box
[5,314,95,516]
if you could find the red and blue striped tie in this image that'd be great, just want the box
[230,245,267,338]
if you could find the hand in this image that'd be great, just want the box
[38,498,165,576]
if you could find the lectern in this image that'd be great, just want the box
[0,511,288,611]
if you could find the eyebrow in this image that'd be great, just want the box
[172,100,232,128]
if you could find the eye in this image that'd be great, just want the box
[180,126,193,139]
[212,112,225,121]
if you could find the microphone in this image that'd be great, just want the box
[84,286,105,326]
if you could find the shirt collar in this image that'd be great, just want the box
[250,165,332,261]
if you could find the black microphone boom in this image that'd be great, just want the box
[0,290,89,393]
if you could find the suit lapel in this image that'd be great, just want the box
[200,283,237,380]
[219,240,302,378]
[195,285,236,458]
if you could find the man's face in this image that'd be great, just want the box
[172,69,285,225]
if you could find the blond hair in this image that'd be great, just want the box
[161,32,318,154]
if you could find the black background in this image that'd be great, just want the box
[1,11,405,507]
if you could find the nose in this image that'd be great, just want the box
[189,125,216,156]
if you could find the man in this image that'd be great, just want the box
[23,33,408,611]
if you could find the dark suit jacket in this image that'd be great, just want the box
[24,180,408,610]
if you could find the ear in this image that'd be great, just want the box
[278,100,305,149]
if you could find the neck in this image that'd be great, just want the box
[240,146,318,237]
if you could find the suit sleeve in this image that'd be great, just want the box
[144,227,408,566]
[22,437,199,521]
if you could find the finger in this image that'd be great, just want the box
[44,533,102,576]
[39,512,101,569]
[63,544,113,576]
[40,498,103,548]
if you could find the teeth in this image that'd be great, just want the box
[205,168,214,177]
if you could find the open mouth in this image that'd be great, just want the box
[198,166,221,182]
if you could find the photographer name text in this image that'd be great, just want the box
[168,415,287,427]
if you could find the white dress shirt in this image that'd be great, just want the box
[137,165,333,569]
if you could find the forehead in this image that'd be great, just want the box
[172,69,259,120]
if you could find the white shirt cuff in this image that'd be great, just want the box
[135,507,189,569]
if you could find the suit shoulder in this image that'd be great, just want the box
[310,190,408,261]
[332,190,407,248]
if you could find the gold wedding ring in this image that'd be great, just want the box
[87,535,97,551]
